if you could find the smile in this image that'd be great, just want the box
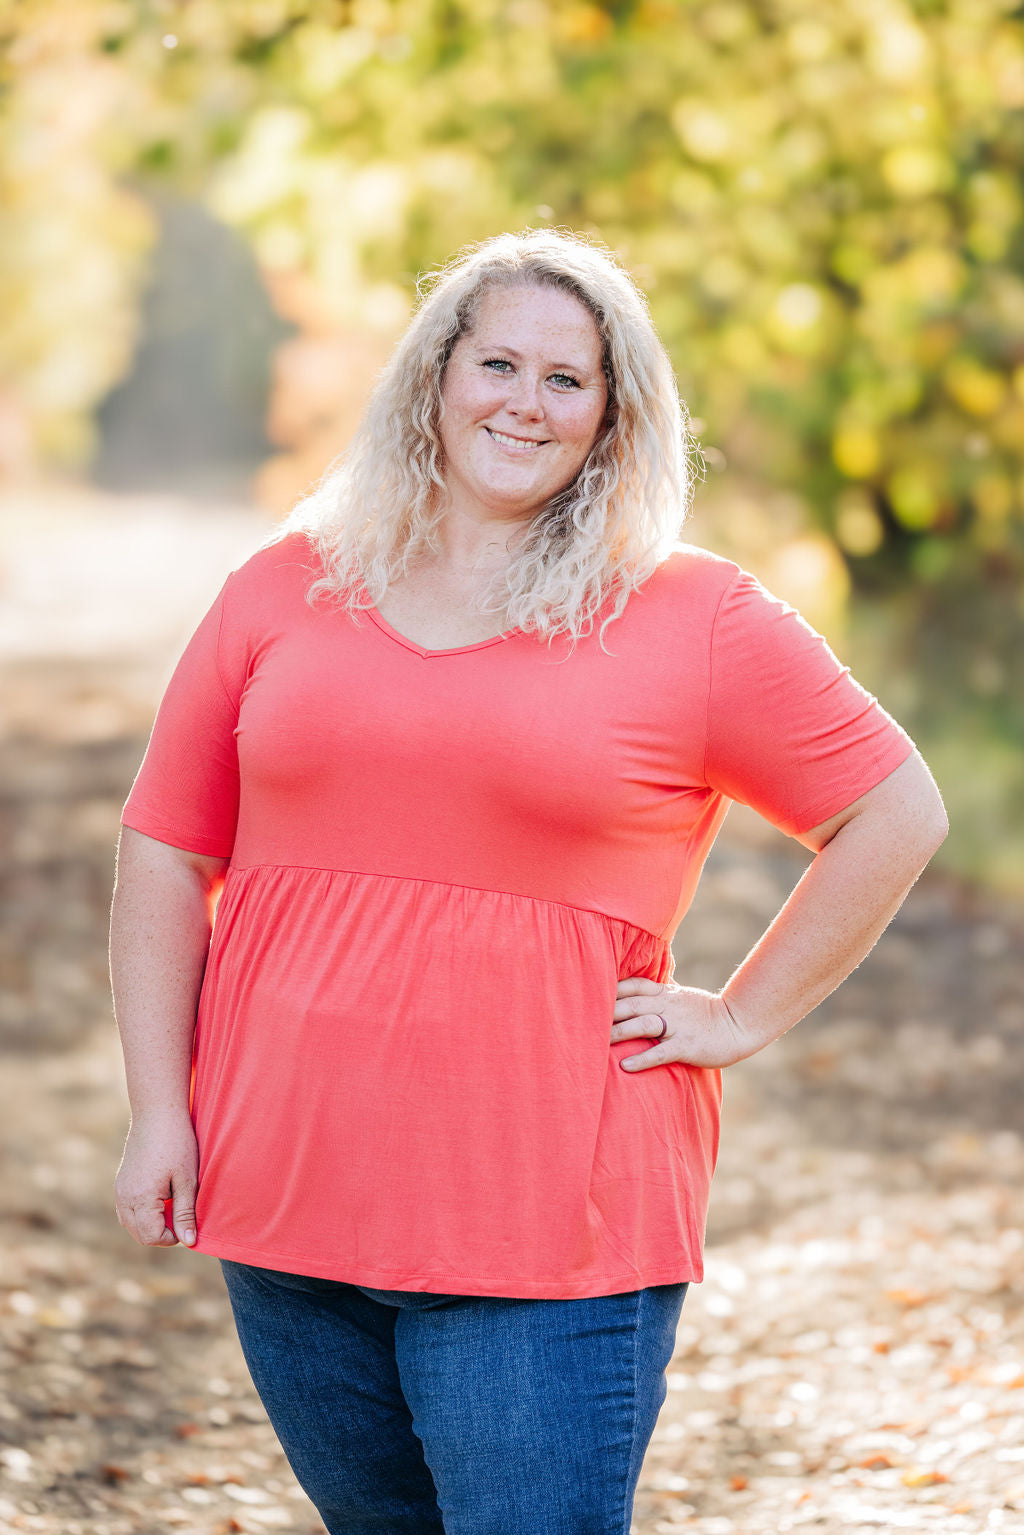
[486,428,548,452]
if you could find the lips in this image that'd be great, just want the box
[486,428,548,451]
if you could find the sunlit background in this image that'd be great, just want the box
[2,0,1023,883]
[2,6,1024,1533]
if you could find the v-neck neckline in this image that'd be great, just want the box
[361,598,521,659]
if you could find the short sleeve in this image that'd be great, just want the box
[120,578,243,857]
[703,568,916,836]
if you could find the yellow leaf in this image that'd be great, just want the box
[884,1287,930,1307]
[36,1306,73,1327]
[887,466,940,530]
[902,1468,949,1487]
[945,358,1007,418]
[833,424,881,478]
[556,5,613,45]
[882,146,954,197]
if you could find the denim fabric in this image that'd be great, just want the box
[219,1260,688,1534]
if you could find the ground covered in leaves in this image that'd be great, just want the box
[1,490,1022,1535]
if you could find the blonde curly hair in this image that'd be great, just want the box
[279,227,700,646]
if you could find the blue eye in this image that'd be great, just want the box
[481,359,581,389]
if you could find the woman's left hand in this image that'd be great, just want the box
[611,977,762,1071]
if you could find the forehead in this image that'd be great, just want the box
[465,283,603,360]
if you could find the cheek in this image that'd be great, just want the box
[559,397,607,451]
[443,367,505,424]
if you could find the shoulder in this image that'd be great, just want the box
[225,530,320,594]
[202,531,324,658]
[633,544,830,661]
[630,542,742,627]
[650,544,815,626]
[655,541,738,580]
[219,530,322,618]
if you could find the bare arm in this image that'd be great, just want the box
[613,750,949,1068]
[109,825,229,1245]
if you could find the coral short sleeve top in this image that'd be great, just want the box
[121,532,916,1298]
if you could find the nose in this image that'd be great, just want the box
[506,371,545,422]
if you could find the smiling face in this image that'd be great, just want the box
[438,283,610,529]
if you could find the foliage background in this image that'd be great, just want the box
[2,0,1022,885]
[2,15,1023,1529]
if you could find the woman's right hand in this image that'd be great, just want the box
[114,1109,199,1248]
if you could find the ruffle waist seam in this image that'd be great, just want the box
[223,860,670,946]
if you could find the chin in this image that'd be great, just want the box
[471,476,547,509]
[489,486,552,514]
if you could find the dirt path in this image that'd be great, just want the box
[1,490,1022,1535]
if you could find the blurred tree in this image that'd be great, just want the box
[93,190,290,495]
[0,2,154,470]
[1,0,1021,880]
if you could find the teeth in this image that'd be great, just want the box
[489,429,543,450]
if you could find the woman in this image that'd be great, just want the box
[110,228,947,1534]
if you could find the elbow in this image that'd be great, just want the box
[924,782,950,848]
[912,795,949,864]
[901,754,949,862]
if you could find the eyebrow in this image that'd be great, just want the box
[471,343,594,375]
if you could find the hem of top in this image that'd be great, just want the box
[191,1232,703,1297]
[780,735,917,838]
[120,808,235,860]
[223,859,673,945]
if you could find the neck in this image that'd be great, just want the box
[431,495,534,577]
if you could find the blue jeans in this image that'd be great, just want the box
[219,1260,688,1534]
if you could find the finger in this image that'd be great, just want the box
[619,1042,670,1072]
[171,1180,198,1248]
[128,1199,178,1247]
[613,996,668,1022]
[146,1219,179,1246]
[615,977,665,998]
[610,1014,667,1042]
